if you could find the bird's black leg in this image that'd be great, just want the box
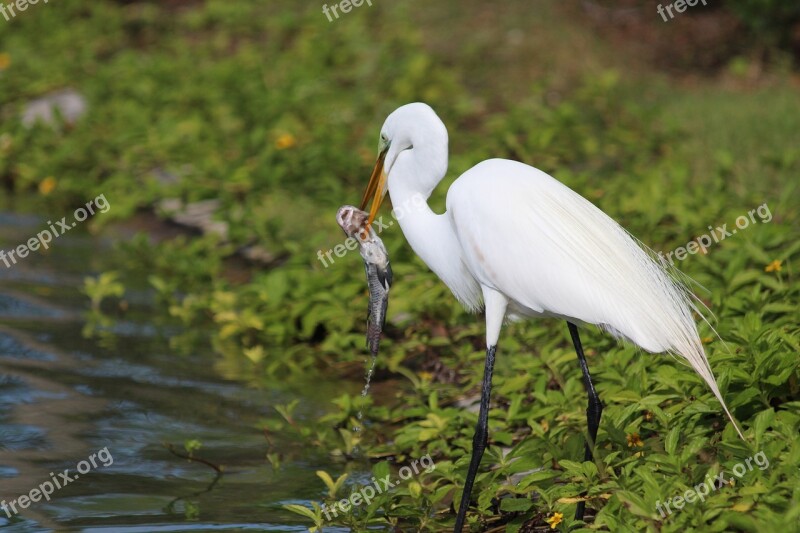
[454,344,497,533]
[567,321,603,521]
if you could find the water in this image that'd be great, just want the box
[0,206,357,531]
[360,355,378,405]
[352,354,378,456]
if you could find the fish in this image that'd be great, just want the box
[336,205,392,356]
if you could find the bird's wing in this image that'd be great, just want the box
[446,158,694,353]
[446,158,744,439]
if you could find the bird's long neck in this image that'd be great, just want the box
[387,145,481,310]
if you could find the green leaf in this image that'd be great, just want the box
[372,460,391,481]
[665,426,680,456]
[283,503,318,521]
[499,498,533,512]
[752,409,775,443]
[615,490,652,518]
[314,470,334,492]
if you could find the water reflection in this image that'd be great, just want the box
[0,209,338,531]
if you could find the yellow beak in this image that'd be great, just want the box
[359,148,388,226]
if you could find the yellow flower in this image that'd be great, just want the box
[626,432,643,448]
[545,511,563,529]
[765,259,782,273]
[39,176,57,195]
[418,371,434,382]
[540,419,550,432]
[0,52,10,70]
[701,336,713,344]
[274,133,296,150]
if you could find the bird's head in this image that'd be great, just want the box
[360,103,448,225]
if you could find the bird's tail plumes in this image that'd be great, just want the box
[669,327,745,440]
[546,181,746,440]
[623,237,745,440]
[448,161,745,439]
[610,233,746,440]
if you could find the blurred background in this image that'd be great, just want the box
[0,1,798,531]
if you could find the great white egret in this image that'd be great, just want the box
[359,102,743,531]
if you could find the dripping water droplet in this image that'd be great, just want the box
[351,354,377,456]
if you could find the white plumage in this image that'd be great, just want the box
[359,102,743,528]
[368,102,740,437]
[447,159,742,436]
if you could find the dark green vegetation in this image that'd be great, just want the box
[1,1,798,531]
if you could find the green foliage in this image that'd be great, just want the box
[307,237,799,530]
[3,1,798,530]
[0,0,470,254]
[485,72,666,179]
[725,0,800,49]
[183,439,203,455]
[82,271,125,311]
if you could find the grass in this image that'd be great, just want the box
[1,1,799,531]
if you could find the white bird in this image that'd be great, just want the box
[359,102,744,531]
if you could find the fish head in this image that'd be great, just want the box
[336,205,371,239]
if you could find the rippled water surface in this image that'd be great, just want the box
[0,208,354,532]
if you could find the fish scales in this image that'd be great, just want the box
[335,205,392,356]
